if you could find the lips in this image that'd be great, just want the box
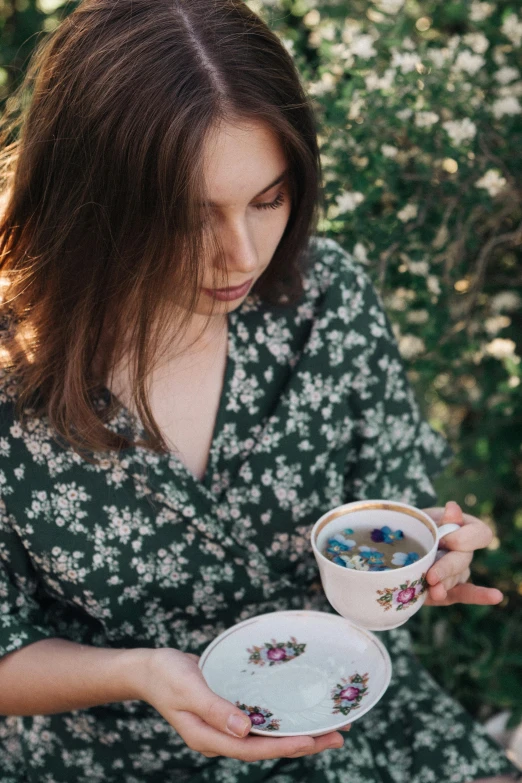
[213,280,253,293]
[202,278,254,301]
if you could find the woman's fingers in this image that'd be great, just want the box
[175,676,253,739]
[428,502,493,552]
[288,731,344,757]
[426,583,503,607]
[422,503,503,607]
[175,711,344,761]
[426,550,472,587]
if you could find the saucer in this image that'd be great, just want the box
[199,610,392,737]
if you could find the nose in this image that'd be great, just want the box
[213,222,259,279]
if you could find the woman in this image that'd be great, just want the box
[0,1,519,781]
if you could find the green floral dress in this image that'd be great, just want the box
[0,237,519,783]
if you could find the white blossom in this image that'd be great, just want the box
[501,13,522,47]
[399,335,426,359]
[462,32,489,54]
[498,83,522,99]
[485,315,511,335]
[350,34,377,59]
[397,203,418,222]
[408,261,429,276]
[415,111,439,128]
[373,0,405,14]
[452,50,486,76]
[469,2,494,22]
[491,95,522,119]
[386,287,416,311]
[442,118,477,145]
[365,68,395,91]
[475,169,507,197]
[353,242,370,265]
[348,92,366,120]
[381,143,399,158]
[485,338,517,359]
[390,49,422,74]
[396,108,413,121]
[401,37,416,51]
[493,46,508,67]
[330,43,353,63]
[494,66,520,85]
[308,72,336,96]
[341,19,363,43]
[335,190,365,213]
[427,276,441,296]
[427,48,452,69]
[316,22,337,42]
[490,291,522,313]
[407,309,430,324]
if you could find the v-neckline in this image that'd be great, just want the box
[99,305,242,498]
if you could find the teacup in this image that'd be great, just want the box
[311,500,460,631]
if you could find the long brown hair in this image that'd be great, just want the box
[0,0,323,461]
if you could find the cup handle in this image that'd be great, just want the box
[436,522,461,543]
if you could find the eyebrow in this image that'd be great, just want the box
[202,168,289,207]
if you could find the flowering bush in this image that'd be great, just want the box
[249,0,522,726]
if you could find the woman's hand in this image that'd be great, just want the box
[422,501,504,607]
[134,647,350,761]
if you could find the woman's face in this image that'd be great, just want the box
[194,118,292,316]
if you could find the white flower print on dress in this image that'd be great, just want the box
[0,237,516,782]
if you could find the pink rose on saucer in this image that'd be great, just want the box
[339,685,360,701]
[235,702,281,732]
[247,636,306,666]
[267,647,286,662]
[331,673,369,716]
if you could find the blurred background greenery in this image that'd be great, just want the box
[1,0,521,746]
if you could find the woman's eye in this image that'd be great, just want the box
[254,191,286,211]
[199,190,286,227]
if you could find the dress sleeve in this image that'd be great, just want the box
[0,496,58,658]
[327,244,455,509]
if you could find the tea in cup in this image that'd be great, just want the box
[311,500,460,631]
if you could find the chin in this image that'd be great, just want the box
[193,296,247,317]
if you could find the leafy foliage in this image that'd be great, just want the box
[252,0,522,727]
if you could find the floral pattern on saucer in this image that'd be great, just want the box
[246,636,306,666]
[331,673,369,716]
[376,574,428,612]
[235,702,281,731]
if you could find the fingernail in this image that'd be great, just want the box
[328,740,344,749]
[227,714,250,737]
[445,501,461,515]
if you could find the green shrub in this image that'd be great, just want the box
[254,0,522,727]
